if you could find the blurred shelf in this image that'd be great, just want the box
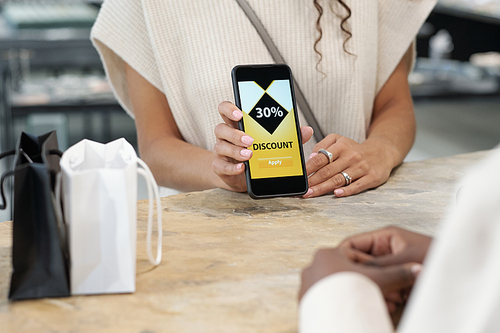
[409,58,500,97]
[434,3,500,25]
[0,3,101,70]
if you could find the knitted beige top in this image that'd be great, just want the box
[91,0,436,156]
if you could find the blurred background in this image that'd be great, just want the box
[1,0,500,221]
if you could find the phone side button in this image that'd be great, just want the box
[258,157,293,168]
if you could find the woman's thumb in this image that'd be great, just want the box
[373,263,422,294]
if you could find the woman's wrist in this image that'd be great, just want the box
[363,136,403,169]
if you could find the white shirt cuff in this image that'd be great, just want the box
[299,272,394,333]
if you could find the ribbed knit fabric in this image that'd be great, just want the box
[91,0,436,157]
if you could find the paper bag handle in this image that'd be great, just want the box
[137,158,163,266]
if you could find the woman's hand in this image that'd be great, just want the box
[213,101,313,192]
[339,226,432,266]
[302,54,416,198]
[212,101,253,192]
[299,247,421,307]
[304,134,399,198]
[299,226,431,316]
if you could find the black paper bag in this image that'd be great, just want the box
[0,131,70,300]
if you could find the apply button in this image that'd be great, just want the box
[258,156,293,169]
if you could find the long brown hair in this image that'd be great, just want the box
[313,0,353,69]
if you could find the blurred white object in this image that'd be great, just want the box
[429,29,454,60]
[470,52,500,67]
[59,138,162,295]
[470,52,500,77]
[409,58,499,96]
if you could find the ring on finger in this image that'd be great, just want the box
[340,171,352,186]
[318,149,333,163]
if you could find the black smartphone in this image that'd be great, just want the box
[231,64,308,199]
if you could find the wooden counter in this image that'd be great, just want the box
[0,151,489,332]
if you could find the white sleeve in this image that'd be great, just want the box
[398,147,500,333]
[376,0,437,93]
[90,0,164,118]
[299,272,394,333]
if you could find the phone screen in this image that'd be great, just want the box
[232,65,308,198]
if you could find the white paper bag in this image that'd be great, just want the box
[59,138,162,295]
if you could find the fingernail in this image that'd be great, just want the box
[236,163,244,171]
[304,188,313,197]
[308,152,317,160]
[240,149,252,158]
[334,189,344,197]
[241,136,254,146]
[411,264,422,277]
[232,110,243,119]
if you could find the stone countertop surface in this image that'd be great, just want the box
[0,150,490,332]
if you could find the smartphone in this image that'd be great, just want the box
[231,64,308,199]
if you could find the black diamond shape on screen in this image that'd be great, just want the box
[248,93,289,135]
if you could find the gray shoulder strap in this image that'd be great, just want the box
[235,0,325,142]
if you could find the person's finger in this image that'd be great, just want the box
[385,290,404,304]
[371,263,422,295]
[386,300,397,314]
[340,226,421,256]
[300,126,313,145]
[340,248,375,263]
[214,123,254,148]
[313,163,364,189]
[218,101,244,127]
[306,134,344,172]
[368,251,425,267]
[305,148,341,176]
[339,231,383,254]
[214,139,253,162]
[334,172,381,197]
[212,156,245,177]
[313,133,342,151]
[340,232,386,255]
[305,163,360,198]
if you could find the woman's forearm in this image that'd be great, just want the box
[365,101,416,168]
[365,55,416,168]
[139,135,224,192]
[125,62,225,192]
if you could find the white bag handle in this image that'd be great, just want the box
[137,158,163,266]
[57,152,163,267]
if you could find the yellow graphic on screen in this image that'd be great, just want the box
[238,80,303,179]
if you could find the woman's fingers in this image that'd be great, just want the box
[214,101,252,192]
[212,156,245,176]
[214,122,254,148]
[314,133,342,150]
[333,175,378,197]
[303,135,392,198]
[218,101,243,127]
[215,102,253,148]
[372,263,422,295]
[300,126,314,145]
[304,174,346,197]
[307,157,349,185]
[306,149,342,176]
[214,138,253,162]
[305,151,367,197]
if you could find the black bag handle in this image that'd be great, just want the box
[0,170,14,210]
[0,149,15,160]
[0,149,16,210]
[49,149,63,158]
[0,148,63,210]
